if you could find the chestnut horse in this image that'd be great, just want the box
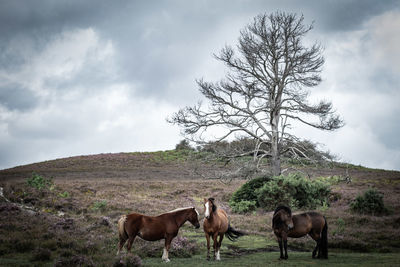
[203,198,244,260]
[117,207,200,262]
[272,205,328,260]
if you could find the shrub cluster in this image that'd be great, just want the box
[229,175,271,213]
[170,236,198,257]
[350,188,389,215]
[26,173,53,190]
[229,173,331,212]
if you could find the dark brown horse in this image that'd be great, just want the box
[203,198,244,260]
[117,207,200,262]
[272,205,328,260]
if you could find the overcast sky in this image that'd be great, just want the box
[1,0,399,171]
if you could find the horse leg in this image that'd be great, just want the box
[277,237,284,260]
[126,234,137,254]
[283,238,288,260]
[317,238,322,258]
[117,236,127,255]
[312,239,320,259]
[212,232,218,260]
[281,231,288,260]
[309,231,320,259]
[205,233,211,260]
[162,236,173,262]
[216,233,224,260]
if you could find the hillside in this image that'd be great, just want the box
[1,151,400,266]
[1,150,399,181]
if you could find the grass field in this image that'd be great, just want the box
[1,151,400,266]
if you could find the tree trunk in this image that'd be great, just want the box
[271,112,281,176]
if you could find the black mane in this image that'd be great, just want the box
[273,205,292,216]
[208,198,217,212]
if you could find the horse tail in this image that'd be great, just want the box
[321,216,328,259]
[118,215,128,241]
[225,224,245,241]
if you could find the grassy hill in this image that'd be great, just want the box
[1,150,400,266]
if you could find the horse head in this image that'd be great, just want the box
[273,205,294,231]
[204,198,217,220]
[188,207,200,228]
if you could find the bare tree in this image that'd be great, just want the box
[168,12,343,176]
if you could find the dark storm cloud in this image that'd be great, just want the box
[301,0,400,32]
[1,0,398,103]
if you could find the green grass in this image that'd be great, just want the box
[141,252,400,267]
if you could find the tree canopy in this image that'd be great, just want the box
[169,12,343,176]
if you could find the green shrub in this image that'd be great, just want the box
[26,173,53,190]
[58,191,70,198]
[230,175,272,205]
[229,173,331,212]
[350,188,389,215]
[256,174,330,210]
[92,200,107,212]
[229,200,257,213]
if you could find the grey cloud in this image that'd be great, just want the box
[0,84,39,111]
[0,0,399,170]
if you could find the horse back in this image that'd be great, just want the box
[288,212,325,238]
[125,213,167,241]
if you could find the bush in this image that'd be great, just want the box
[26,173,53,190]
[230,175,272,205]
[229,200,257,213]
[256,174,330,210]
[229,173,331,212]
[170,236,199,258]
[350,188,389,215]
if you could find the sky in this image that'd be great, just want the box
[0,0,399,171]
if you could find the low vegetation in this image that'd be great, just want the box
[0,149,400,266]
[230,173,331,213]
[350,188,389,215]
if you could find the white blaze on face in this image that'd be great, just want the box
[205,201,210,218]
[194,208,199,216]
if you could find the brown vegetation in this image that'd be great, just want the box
[0,151,400,265]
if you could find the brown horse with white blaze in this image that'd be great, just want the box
[117,207,200,262]
[272,205,328,260]
[203,198,244,260]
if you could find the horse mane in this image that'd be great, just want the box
[273,205,292,216]
[208,198,217,212]
[167,207,195,213]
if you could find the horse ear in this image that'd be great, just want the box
[203,198,208,203]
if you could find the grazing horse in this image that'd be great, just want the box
[117,207,200,262]
[203,198,244,260]
[272,205,328,260]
